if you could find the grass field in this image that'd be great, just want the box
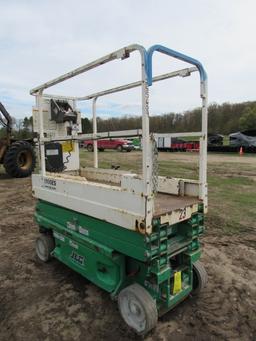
[80,150,256,233]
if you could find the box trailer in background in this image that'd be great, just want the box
[155,134,199,152]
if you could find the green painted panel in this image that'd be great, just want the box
[35,200,148,261]
[53,230,125,293]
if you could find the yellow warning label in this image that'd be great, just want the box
[62,141,74,153]
[173,271,182,294]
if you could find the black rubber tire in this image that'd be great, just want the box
[192,260,208,296]
[118,283,158,335]
[35,234,55,262]
[3,141,36,178]
[87,144,93,152]
[116,145,123,152]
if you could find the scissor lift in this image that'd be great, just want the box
[31,44,208,335]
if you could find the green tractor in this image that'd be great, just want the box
[0,102,36,177]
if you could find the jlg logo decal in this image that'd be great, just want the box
[70,251,84,265]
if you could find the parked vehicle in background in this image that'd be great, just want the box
[82,138,134,152]
[208,133,224,146]
[127,138,142,150]
[155,135,199,152]
[208,130,256,153]
[229,130,256,147]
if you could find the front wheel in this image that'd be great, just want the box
[118,283,158,335]
[35,234,55,262]
[116,145,123,152]
[191,260,208,296]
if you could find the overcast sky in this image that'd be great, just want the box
[0,0,255,119]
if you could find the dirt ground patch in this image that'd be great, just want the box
[0,163,256,340]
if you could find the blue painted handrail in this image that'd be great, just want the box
[146,45,207,85]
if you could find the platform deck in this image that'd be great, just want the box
[154,193,199,217]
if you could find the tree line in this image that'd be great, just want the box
[81,101,256,135]
[0,116,33,139]
[1,101,255,139]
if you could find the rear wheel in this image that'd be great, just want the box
[118,283,158,335]
[3,141,36,178]
[35,234,55,262]
[191,260,208,296]
[87,144,93,152]
[116,145,123,152]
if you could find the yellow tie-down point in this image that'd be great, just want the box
[173,271,182,294]
[62,141,74,153]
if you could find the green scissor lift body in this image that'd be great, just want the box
[35,199,204,314]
